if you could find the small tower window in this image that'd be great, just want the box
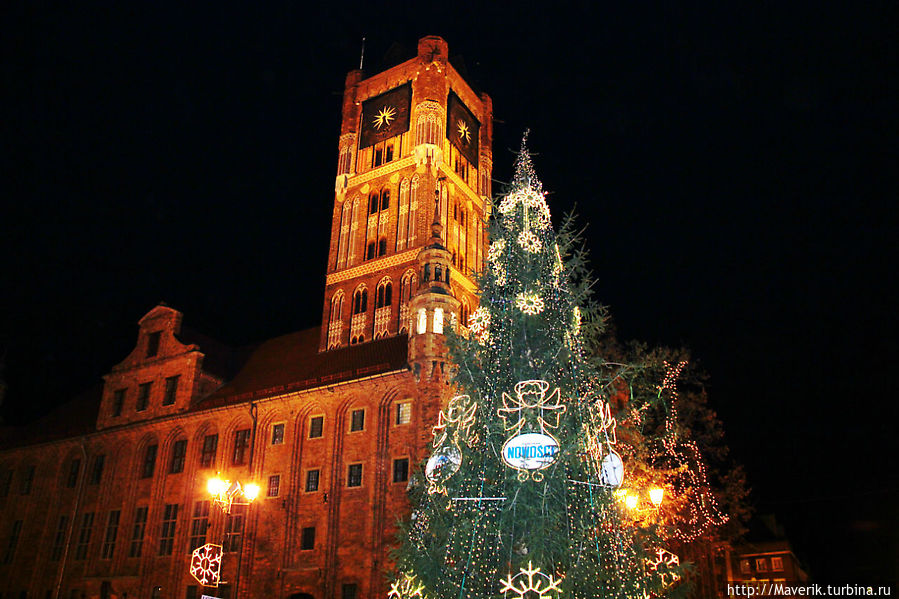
[416,309,427,335]
[433,308,444,334]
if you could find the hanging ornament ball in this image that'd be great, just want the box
[425,445,462,484]
[600,449,625,488]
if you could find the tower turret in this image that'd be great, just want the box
[408,184,460,381]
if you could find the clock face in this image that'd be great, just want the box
[446,91,479,166]
[600,450,624,488]
[359,83,412,149]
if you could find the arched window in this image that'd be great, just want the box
[380,189,390,211]
[400,271,416,304]
[369,193,379,215]
[376,281,392,308]
[329,292,344,323]
[460,301,470,326]
[378,237,387,257]
[352,288,368,315]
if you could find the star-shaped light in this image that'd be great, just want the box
[373,105,396,130]
[457,119,471,143]
[499,561,563,599]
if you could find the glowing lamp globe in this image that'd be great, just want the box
[243,483,260,502]
[207,476,227,497]
[649,487,665,507]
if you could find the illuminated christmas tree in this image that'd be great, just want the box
[390,137,698,598]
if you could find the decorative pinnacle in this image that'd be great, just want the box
[511,130,542,194]
[431,179,444,241]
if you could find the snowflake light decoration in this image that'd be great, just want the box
[646,548,681,588]
[189,543,223,587]
[515,291,544,315]
[497,188,552,230]
[517,230,542,253]
[468,307,491,343]
[499,561,563,599]
[388,573,428,599]
[488,239,506,264]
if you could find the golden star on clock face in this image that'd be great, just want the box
[457,119,471,144]
[373,105,396,130]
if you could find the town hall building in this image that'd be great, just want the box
[0,36,492,599]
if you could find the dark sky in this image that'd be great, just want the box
[3,0,897,583]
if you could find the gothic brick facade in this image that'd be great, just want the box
[0,36,491,599]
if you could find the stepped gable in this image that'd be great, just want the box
[195,326,410,409]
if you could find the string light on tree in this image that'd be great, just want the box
[387,135,709,599]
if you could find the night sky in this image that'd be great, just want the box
[3,1,897,583]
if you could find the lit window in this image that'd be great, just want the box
[271,423,285,445]
[433,308,444,334]
[756,558,767,572]
[416,309,427,334]
[771,556,784,571]
[740,560,751,574]
[395,402,411,425]
[350,409,365,432]
[309,416,324,439]
[347,463,363,487]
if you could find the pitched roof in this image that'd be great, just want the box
[194,327,410,409]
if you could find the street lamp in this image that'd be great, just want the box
[207,475,259,514]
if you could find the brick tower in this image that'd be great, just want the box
[319,35,493,353]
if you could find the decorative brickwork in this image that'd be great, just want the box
[0,36,491,599]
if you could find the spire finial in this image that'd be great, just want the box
[512,130,540,193]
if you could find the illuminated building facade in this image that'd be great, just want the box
[0,36,492,599]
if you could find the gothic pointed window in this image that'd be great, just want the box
[352,288,368,315]
[376,281,392,308]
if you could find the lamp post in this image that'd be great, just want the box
[192,475,259,598]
